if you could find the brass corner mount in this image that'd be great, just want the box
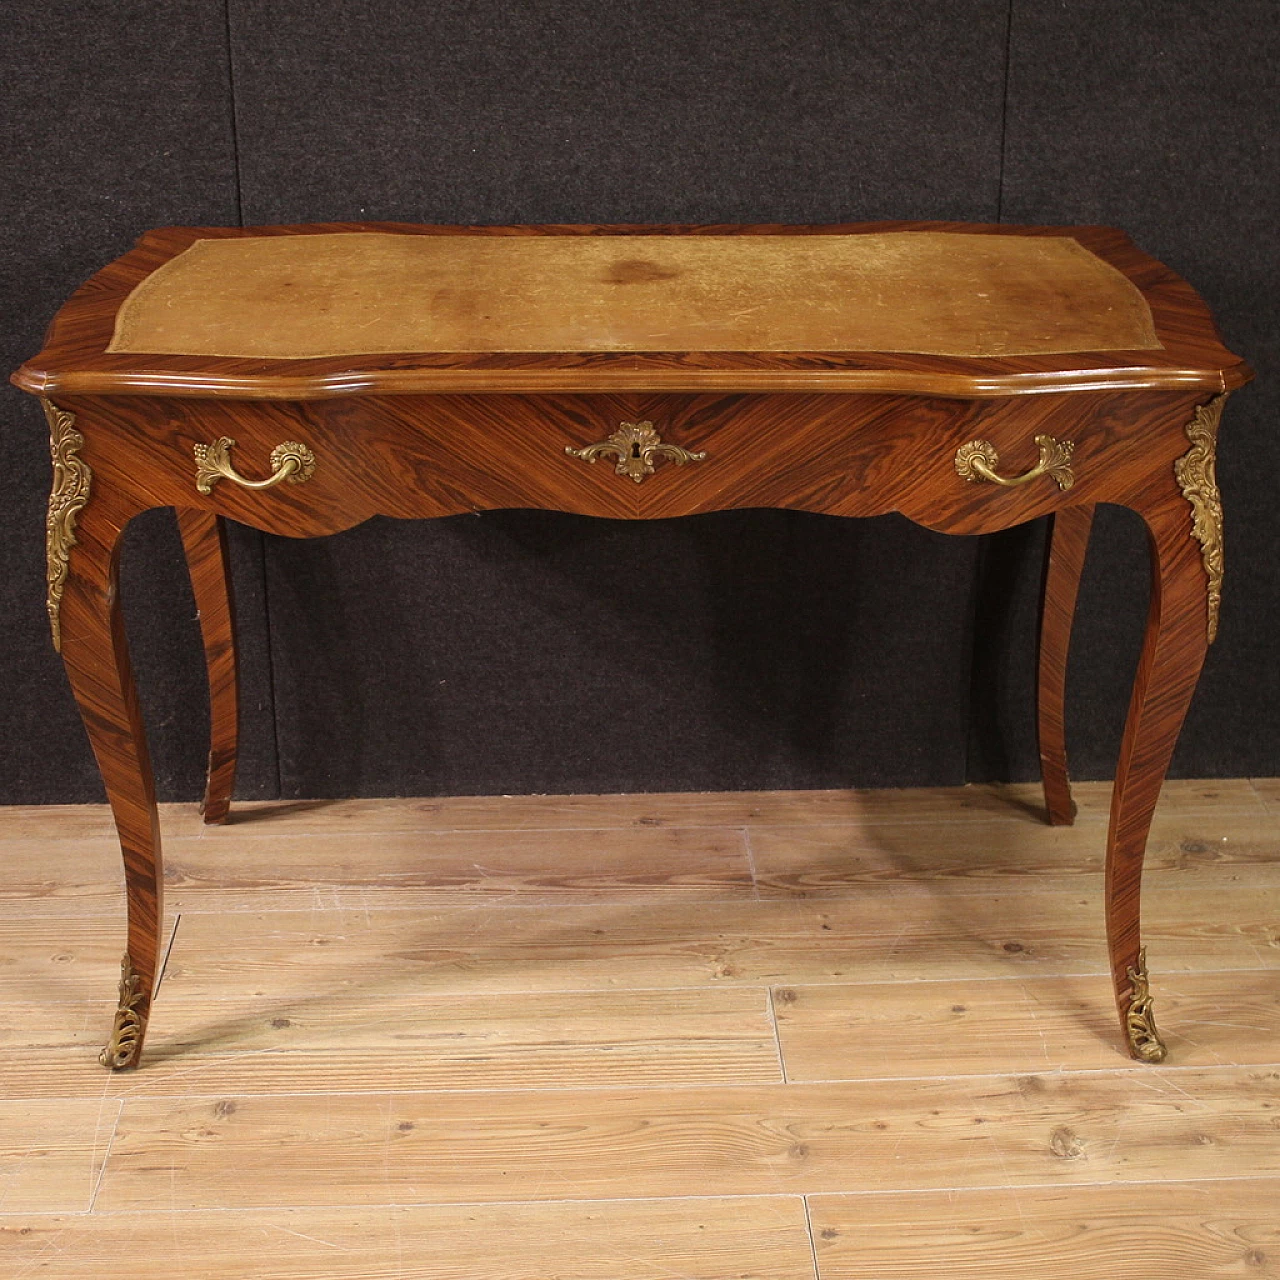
[1174,395,1226,644]
[43,399,92,652]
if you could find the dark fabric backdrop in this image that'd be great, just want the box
[1,1,1274,804]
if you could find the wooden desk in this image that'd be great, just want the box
[13,221,1252,1071]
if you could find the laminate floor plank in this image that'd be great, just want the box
[808,1181,1280,1279]
[5,804,1277,920]
[749,810,1280,896]
[6,884,1278,1011]
[0,1099,120,1214]
[152,886,1280,1003]
[0,778,1264,842]
[94,1069,1280,1210]
[1253,778,1280,818]
[0,988,783,1100]
[0,825,753,915]
[4,968,1276,1100]
[0,1195,816,1279]
[773,970,1280,1078]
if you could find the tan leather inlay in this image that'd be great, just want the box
[107,231,1162,359]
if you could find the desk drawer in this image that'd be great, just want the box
[68,390,1203,538]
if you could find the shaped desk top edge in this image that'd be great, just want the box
[13,221,1252,401]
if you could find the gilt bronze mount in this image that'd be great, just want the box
[43,399,92,652]
[100,953,147,1070]
[1174,395,1226,644]
[566,421,707,484]
[955,434,1075,491]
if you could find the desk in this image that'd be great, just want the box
[13,221,1252,1070]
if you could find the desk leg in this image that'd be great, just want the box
[177,510,239,825]
[1037,504,1095,826]
[1107,485,1215,1062]
[56,500,162,1070]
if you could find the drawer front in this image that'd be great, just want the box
[65,389,1203,538]
[880,390,1205,535]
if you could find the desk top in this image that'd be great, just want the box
[14,221,1251,400]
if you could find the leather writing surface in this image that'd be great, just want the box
[108,231,1161,360]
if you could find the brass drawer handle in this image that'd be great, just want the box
[954,434,1075,492]
[566,420,706,485]
[194,437,316,495]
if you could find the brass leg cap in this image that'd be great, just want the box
[1125,947,1168,1063]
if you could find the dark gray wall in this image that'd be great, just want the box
[0,2,278,804]
[1,1,1273,804]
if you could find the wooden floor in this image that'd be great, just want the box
[2,779,1279,1278]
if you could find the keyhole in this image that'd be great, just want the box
[631,442,642,458]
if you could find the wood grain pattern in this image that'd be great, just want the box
[0,987,783,1099]
[93,1068,1280,1209]
[773,970,1280,1078]
[0,824,753,916]
[0,1099,120,1213]
[4,805,1275,917]
[54,481,160,1067]
[4,879,1278,1011]
[1038,504,1096,825]
[0,1197,815,1280]
[746,810,1280,895]
[149,886,1280,1003]
[57,387,1219,537]
[1251,777,1280,817]
[10,223,1255,1069]
[809,1182,1280,1279]
[0,778,1265,842]
[175,510,238,825]
[1106,482,1214,1056]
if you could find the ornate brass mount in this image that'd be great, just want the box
[566,421,706,484]
[1174,394,1226,644]
[43,399,92,653]
[954,434,1075,491]
[1124,947,1167,1063]
[194,437,316,495]
[100,953,146,1070]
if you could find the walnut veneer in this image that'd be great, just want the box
[13,221,1253,1070]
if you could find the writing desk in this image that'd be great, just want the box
[13,221,1252,1070]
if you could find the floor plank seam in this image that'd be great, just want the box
[23,1171,1280,1220]
[0,1191,835,1217]
[52,966,1278,995]
[45,1056,1280,1103]
[801,1194,823,1280]
[11,1174,1280,1223]
[766,986,790,1083]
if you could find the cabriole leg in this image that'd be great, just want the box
[1037,504,1095,826]
[177,509,240,824]
[1107,490,1216,1062]
[46,401,162,1069]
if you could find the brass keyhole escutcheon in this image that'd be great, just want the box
[565,421,707,484]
